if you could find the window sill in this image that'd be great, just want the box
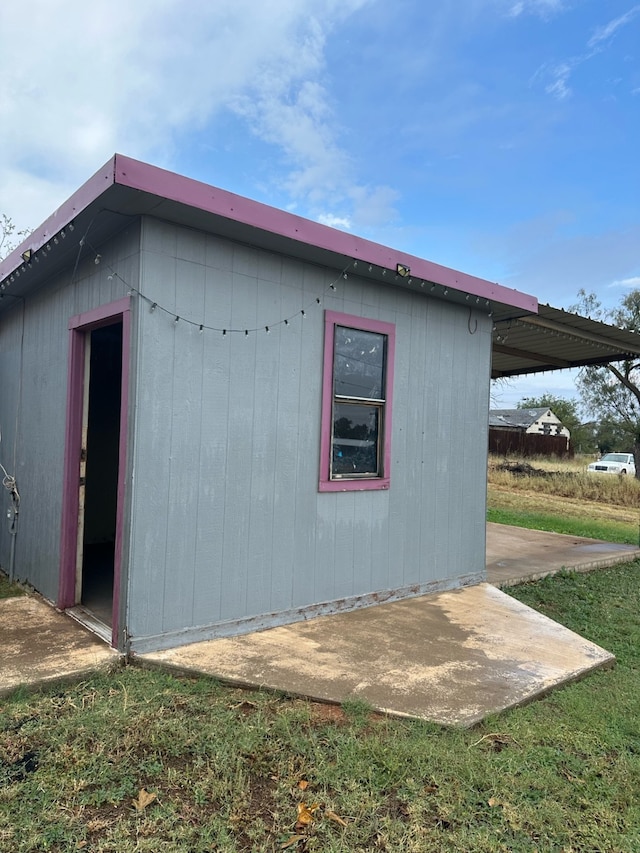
[319,477,390,492]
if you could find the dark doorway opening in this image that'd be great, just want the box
[80,322,123,626]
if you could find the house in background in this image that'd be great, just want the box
[489,408,572,457]
[0,155,541,653]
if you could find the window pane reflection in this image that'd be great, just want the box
[334,327,385,400]
[332,403,380,475]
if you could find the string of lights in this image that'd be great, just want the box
[85,238,353,336]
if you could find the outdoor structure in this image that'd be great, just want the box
[489,407,572,457]
[1,155,639,653]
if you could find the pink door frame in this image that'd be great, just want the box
[58,296,131,649]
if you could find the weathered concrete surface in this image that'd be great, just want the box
[139,582,614,726]
[0,595,120,697]
[487,522,640,587]
[3,522,633,719]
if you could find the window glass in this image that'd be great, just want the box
[332,402,380,475]
[319,311,395,492]
[333,327,385,400]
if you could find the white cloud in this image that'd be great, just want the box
[531,4,640,100]
[531,59,576,100]
[0,0,393,234]
[317,214,352,229]
[544,62,574,99]
[610,276,640,289]
[588,5,640,48]
[507,0,566,19]
[349,185,400,230]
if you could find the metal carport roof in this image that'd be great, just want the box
[490,303,640,379]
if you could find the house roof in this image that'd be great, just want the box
[2,154,640,379]
[489,408,551,429]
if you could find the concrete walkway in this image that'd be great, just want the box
[140,582,613,726]
[0,595,119,697]
[2,524,637,722]
[486,522,640,587]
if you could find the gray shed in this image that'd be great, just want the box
[0,155,537,653]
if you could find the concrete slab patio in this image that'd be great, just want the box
[139,582,614,726]
[486,521,640,587]
[0,595,120,698]
[2,523,635,721]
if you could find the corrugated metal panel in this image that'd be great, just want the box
[127,219,490,650]
[491,303,640,377]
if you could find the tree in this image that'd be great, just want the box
[517,393,596,454]
[572,289,640,476]
[594,419,629,456]
[0,214,28,261]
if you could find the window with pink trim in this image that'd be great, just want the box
[319,310,395,492]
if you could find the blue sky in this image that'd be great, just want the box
[1,0,638,406]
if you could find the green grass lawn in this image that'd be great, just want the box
[487,506,640,545]
[2,562,640,852]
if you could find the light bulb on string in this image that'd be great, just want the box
[122,258,356,337]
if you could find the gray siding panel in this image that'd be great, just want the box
[1,212,490,654]
[127,218,490,650]
[0,224,141,601]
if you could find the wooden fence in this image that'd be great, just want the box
[489,428,574,458]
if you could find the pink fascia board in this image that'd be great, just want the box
[113,155,537,314]
[0,157,117,281]
[1,152,537,316]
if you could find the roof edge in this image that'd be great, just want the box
[2,153,537,315]
[113,154,537,313]
[0,156,117,280]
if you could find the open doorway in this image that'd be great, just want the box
[59,297,130,649]
[78,322,123,626]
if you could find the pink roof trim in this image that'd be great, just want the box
[1,153,537,314]
[0,157,116,278]
[114,155,536,312]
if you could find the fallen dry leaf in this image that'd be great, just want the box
[488,797,501,807]
[297,802,319,824]
[298,780,309,790]
[325,808,348,827]
[294,801,319,832]
[471,732,520,750]
[281,835,306,849]
[132,788,158,811]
